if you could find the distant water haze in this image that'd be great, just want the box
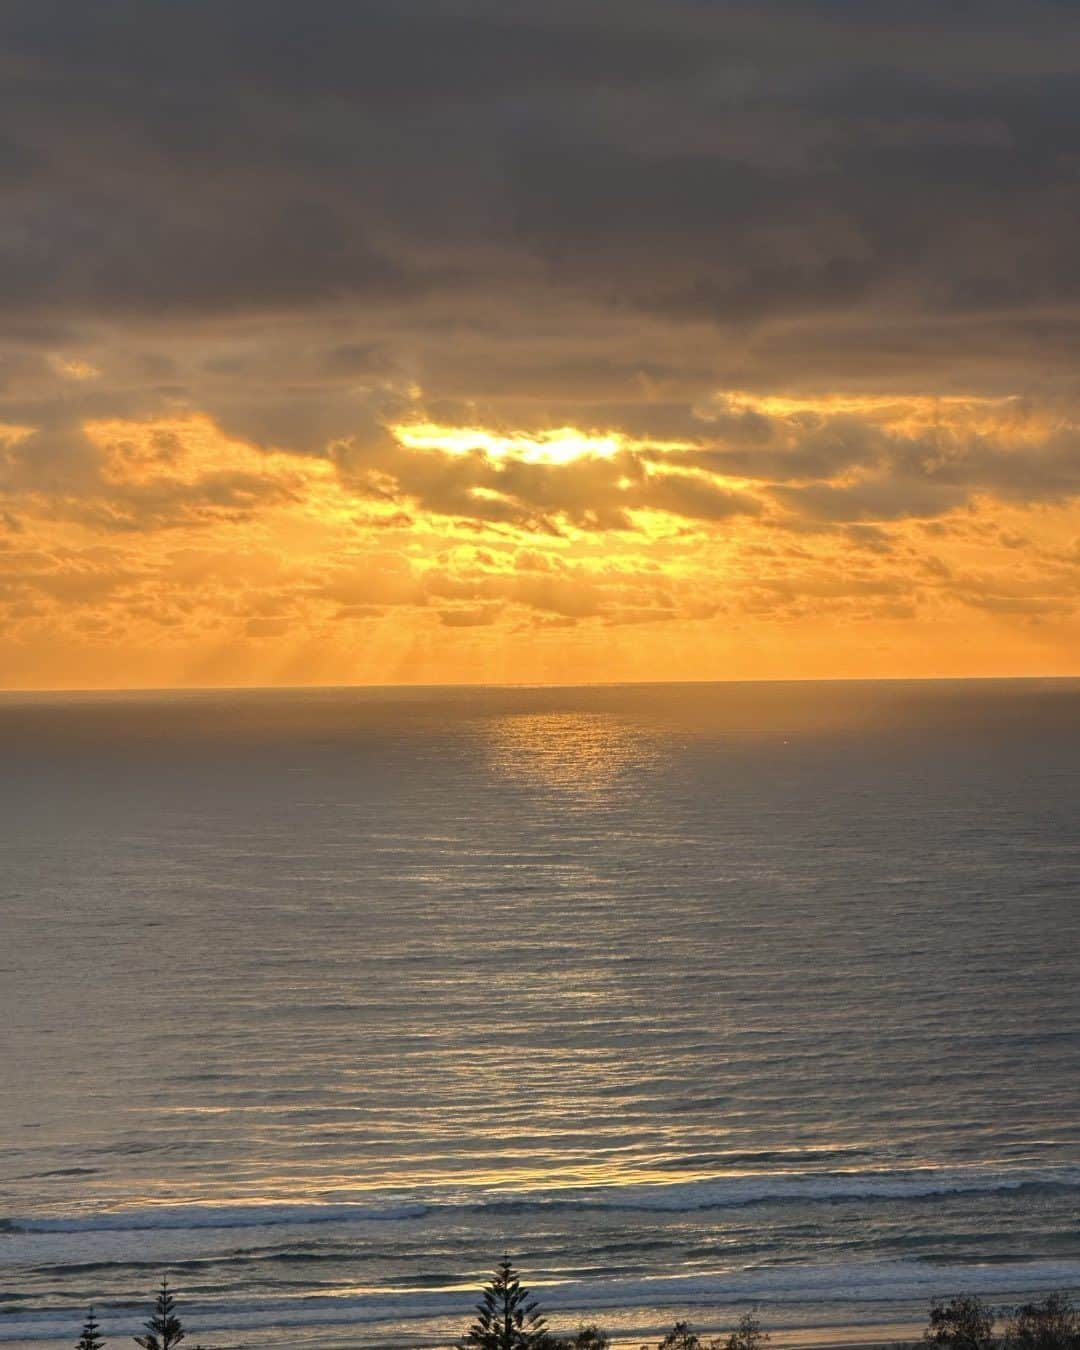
[1,680,1077,1348]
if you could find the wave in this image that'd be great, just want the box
[559,1165,1080,1213]
[7,1164,1080,1235]
[5,1200,429,1233]
[3,1258,1080,1342]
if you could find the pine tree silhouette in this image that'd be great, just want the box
[134,1278,185,1350]
[458,1257,550,1350]
[77,1308,105,1350]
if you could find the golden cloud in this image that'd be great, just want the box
[0,394,1075,689]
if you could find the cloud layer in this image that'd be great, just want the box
[1,2,1078,685]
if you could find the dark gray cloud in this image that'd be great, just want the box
[3,0,1080,533]
[3,1,1080,346]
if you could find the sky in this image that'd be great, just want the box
[2,1,1080,689]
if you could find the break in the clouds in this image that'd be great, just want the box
[1,1,1079,686]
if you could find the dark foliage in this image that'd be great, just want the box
[134,1278,185,1350]
[643,1322,718,1350]
[548,1327,612,1350]
[1004,1294,1080,1350]
[563,1327,611,1350]
[641,1312,773,1350]
[925,1297,995,1350]
[77,1309,105,1350]
[458,1257,550,1350]
[657,1324,708,1350]
[724,1312,769,1350]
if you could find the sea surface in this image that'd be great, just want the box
[1,680,1078,1349]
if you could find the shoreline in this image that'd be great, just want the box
[7,1288,1080,1350]
[0,1330,928,1350]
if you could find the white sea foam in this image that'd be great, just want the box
[3,1258,1080,1342]
[8,1163,1079,1235]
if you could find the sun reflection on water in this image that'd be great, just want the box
[482,711,659,795]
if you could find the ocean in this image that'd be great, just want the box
[1,680,1078,1349]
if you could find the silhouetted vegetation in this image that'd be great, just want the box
[724,1312,770,1350]
[134,1278,185,1350]
[76,1308,105,1350]
[458,1257,551,1350]
[1003,1295,1080,1350]
[651,1321,707,1350]
[925,1296,995,1350]
[640,1312,768,1350]
[919,1293,1080,1350]
[559,1325,611,1350]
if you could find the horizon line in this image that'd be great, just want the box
[2,672,1078,698]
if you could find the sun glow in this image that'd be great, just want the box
[0,390,1076,691]
[393,421,630,464]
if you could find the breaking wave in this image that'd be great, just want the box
[2,1258,1080,1342]
[7,1163,1080,1234]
